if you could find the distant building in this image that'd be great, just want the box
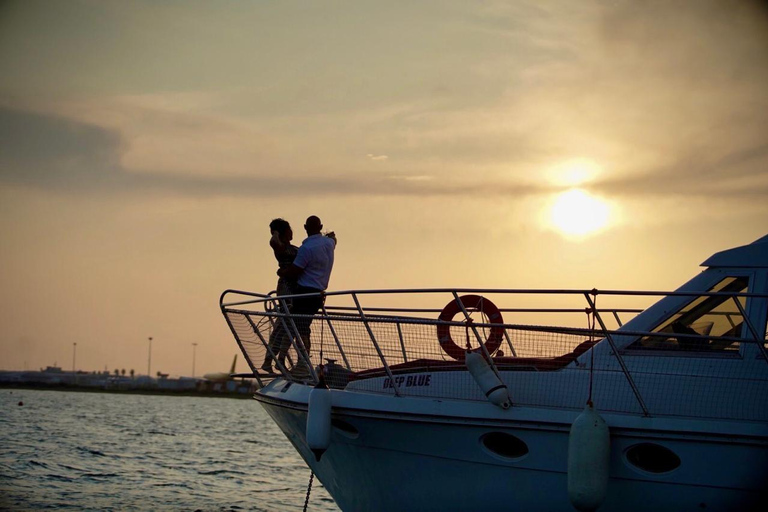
[0,369,256,396]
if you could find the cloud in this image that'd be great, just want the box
[592,141,768,200]
[5,0,768,207]
[0,104,551,198]
[2,102,766,204]
[0,106,123,191]
[398,175,432,182]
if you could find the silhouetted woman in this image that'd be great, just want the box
[261,218,299,372]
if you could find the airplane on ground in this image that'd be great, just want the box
[202,355,238,382]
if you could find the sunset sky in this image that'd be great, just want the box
[1,0,767,377]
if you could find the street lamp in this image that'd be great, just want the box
[192,343,198,377]
[147,337,153,377]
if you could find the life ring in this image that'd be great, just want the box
[436,295,504,361]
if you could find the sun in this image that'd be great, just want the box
[549,188,611,238]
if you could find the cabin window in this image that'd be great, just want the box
[625,443,681,474]
[480,432,529,460]
[629,276,748,352]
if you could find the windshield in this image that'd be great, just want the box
[630,276,748,352]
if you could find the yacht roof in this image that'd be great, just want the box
[702,233,768,268]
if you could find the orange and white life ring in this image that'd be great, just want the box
[436,295,504,361]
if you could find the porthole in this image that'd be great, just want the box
[331,419,359,439]
[625,443,681,474]
[480,432,529,460]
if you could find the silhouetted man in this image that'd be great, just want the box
[277,216,337,376]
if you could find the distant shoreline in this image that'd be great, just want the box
[1,382,255,399]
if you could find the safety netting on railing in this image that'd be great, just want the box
[221,290,768,422]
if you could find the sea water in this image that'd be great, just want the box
[0,389,339,511]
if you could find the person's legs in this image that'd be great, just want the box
[261,291,292,372]
[292,293,323,354]
[290,288,324,377]
[275,312,295,368]
[262,318,287,371]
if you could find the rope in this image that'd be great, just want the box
[465,318,473,351]
[319,296,326,363]
[318,295,326,381]
[303,470,314,512]
[586,295,597,406]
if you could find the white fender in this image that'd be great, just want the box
[567,403,610,511]
[306,381,332,461]
[465,351,511,409]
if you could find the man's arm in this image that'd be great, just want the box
[277,264,303,280]
[281,244,309,279]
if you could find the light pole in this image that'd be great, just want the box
[192,343,198,378]
[72,342,77,384]
[147,337,153,377]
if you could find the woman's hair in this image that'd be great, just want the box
[269,218,291,235]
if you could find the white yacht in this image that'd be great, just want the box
[220,235,768,511]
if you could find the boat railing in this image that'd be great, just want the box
[220,287,768,420]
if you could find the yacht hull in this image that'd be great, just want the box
[255,385,767,512]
